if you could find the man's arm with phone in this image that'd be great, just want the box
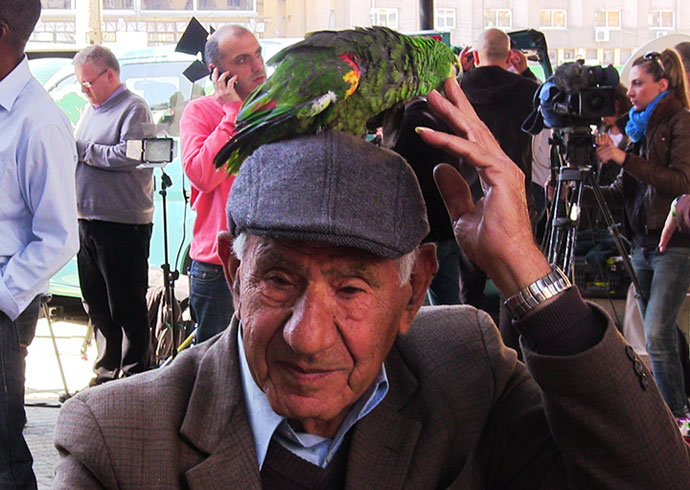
[211,66,241,105]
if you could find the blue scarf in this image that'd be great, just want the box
[625,90,669,143]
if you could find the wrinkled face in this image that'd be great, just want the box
[233,236,412,436]
[75,61,116,107]
[627,65,668,111]
[215,32,266,100]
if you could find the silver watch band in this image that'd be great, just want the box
[504,266,571,319]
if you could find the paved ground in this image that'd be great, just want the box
[24,317,96,489]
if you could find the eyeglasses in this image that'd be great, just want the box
[80,68,108,89]
[643,51,666,77]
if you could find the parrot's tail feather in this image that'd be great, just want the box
[213,108,306,173]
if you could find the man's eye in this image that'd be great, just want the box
[266,275,291,287]
[340,286,365,296]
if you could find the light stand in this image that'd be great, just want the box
[157,168,180,358]
[135,138,184,362]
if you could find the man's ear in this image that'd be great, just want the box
[217,231,241,310]
[399,243,438,335]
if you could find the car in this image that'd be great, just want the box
[41,38,302,315]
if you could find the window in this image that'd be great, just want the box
[484,9,511,29]
[103,0,133,8]
[649,10,674,29]
[594,10,621,29]
[30,20,76,43]
[371,8,399,29]
[539,9,566,29]
[141,0,191,10]
[435,8,456,31]
[197,0,253,9]
[41,0,72,8]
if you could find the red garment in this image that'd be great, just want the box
[180,96,242,265]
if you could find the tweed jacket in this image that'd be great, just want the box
[53,305,690,489]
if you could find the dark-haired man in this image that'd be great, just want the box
[180,25,266,343]
[0,0,78,487]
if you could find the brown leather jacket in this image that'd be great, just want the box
[607,94,690,247]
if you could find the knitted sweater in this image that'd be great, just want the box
[75,87,154,224]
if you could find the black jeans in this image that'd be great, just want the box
[0,296,39,489]
[77,220,152,382]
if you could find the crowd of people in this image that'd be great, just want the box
[3,0,690,487]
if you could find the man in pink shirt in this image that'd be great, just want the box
[180,25,265,342]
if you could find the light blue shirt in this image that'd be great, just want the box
[238,326,389,469]
[0,56,79,320]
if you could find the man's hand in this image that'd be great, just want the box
[595,133,626,166]
[508,49,528,75]
[459,46,475,73]
[417,78,550,297]
[212,67,241,105]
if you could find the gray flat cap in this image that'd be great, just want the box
[226,130,429,258]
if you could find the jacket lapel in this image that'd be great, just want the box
[180,318,263,489]
[345,345,422,489]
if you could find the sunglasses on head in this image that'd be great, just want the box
[643,51,667,77]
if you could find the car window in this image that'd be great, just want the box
[27,57,73,84]
[46,60,207,136]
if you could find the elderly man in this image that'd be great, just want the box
[73,45,154,385]
[180,25,266,343]
[54,78,690,488]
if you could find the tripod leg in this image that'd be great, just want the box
[585,172,646,303]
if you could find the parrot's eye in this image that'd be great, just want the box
[452,63,460,77]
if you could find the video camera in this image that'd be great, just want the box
[541,61,619,128]
[524,60,619,167]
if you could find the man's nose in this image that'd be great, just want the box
[251,56,265,74]
[283,283,337,355]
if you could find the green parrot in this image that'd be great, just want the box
[213,26,460,174]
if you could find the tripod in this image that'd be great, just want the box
[545,131,646,304]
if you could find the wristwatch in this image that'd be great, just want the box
[504,266,571,319]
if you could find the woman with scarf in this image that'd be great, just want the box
[596,49,690,419]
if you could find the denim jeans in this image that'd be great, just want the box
[631,246,690,416]
[0,296,39,489]
[189,260,234,343]
[427,239,462,306]
[77,220,152,383]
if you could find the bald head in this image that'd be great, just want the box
[475,29,510,68]
[204,24,253,69]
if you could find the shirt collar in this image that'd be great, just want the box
[237,324,389,469]
[0,56,31,112]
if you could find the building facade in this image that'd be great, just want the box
[33,0,690,66]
